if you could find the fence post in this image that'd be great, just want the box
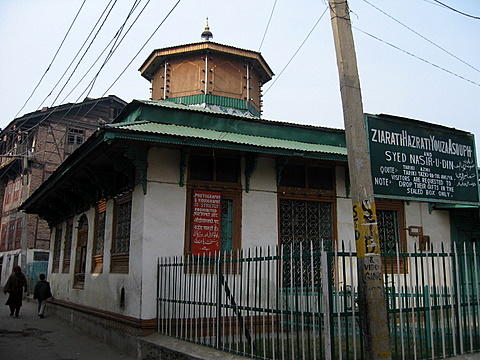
[322,250,332,360]
[216,252,222,348]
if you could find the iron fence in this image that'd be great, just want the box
[157,242,480,359]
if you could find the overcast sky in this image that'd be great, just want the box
[0,0,479,157]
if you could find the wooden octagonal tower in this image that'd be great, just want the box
[139,24,274,117]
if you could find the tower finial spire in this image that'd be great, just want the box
[201,17,213,41]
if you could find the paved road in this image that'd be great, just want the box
[0,291,135,360]
[2,291,480,360]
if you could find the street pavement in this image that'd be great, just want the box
[0,291,135,360]
[2,291,480,360]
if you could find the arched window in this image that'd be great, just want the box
[74,215,88,289]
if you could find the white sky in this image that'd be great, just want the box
[0,0,479,157]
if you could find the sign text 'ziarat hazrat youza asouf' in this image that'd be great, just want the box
[366,114,479,204]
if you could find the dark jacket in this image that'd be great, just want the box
[34,280,52,301]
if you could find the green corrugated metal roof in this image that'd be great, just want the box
[114,100,347,148]
[109,121,347,157]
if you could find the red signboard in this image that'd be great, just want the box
[192,190,222,255]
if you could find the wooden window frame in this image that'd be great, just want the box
[185,153,242,273]
[14,218,22,249]
[74,215,88,289]
[8,220,15,250]
[111,192,132,274]
[0,224,7,251]
[52,224,62,273]
[4,181,13,205]
[12,178,21,203]
[62,218,73,273]
[184,187,242,255]
[65,128,85,154]
[92,200,107,273]
[188,154,241,185]
[278,160,336,198]
[376,198,407,274]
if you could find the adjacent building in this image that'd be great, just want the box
[0,95,126,288]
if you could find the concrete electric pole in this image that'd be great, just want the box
[328,0,392,358]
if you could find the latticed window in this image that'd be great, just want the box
[74,216,88,289]
[220,199,233,252]
[114,200,131,254]
[377,210,399,255]
[63,219,73,273]
[95,211,106,255]
[92,200,106,273]
[52,225,62,273]
[111,193,132,273]
[376,199,407,274]
[14,218,22,249]
[279,199,334,287]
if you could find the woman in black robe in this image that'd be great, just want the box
[3,265,27,317]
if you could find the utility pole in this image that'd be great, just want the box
[328,1,392,358]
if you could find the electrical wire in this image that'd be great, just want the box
[0,0,177,176]
[12,0,118,139]
[83,0,142,98]
[259,0,278,51]
[9,0,152,145]
[14,0,87,119]
[49,0,119,107]
[362,0,480,74]
[354,26,480,88]
[31,0,116,117]
[100,0,183,97]
[44,0,180,164]
[60,0,152,105]
[431,0,480,20]
[263,5,329,96]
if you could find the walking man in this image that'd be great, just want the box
[33,273,52,318]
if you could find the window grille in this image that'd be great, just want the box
[114,200,131,254]
[279,199,334,287]
[377,209,399,255]
[220,199,233,252]
[376,200,407,274]
[92,201,106,273]
[63,219,73,273]
[52,225,62,272]
[111,193,132,274]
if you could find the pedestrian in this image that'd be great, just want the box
[33,273,52,318]
[3,265,27,317]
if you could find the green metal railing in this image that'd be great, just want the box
[157,241,480,359]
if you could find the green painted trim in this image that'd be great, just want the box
[165,95,260,117]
